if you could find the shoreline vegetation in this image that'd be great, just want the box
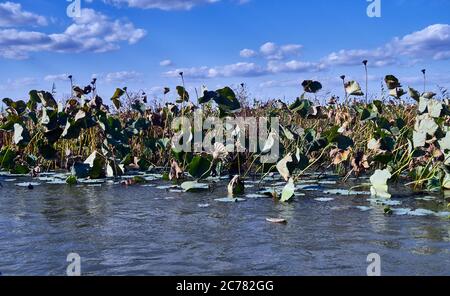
[1,69,449,203]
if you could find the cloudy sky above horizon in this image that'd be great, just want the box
[1,0,450,103]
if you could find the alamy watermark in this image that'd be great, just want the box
[366,253,381,276]
[171,111,280,163]
[66,253,81,276]
[367,0,381,18]
[67,0,82,18]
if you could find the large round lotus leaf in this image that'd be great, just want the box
[176,86,189,103]
[417,115,438,136]
[214,87,241,112]
[427,99,443,118]
[439,133,450,151]
[198,90,217,104]
[413,131,427,148]
[188,156,211,179]
[0,148,16,170]
[384,75,401,89]
[302,80,322,93]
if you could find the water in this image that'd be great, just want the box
[0,174,449,276]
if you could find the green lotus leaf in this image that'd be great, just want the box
[439,133,450,151]
[302,80,322,93]
[276,153,293,181]
[427,99,443,118]
[389,87,406,98]
[0,148,16,170]
[227,175,245,196]
[198,90,217,104]
[384,75,401,90]
[84,151,106,179]
[416,115,438,136]
[111,88,125,110]
[181,181,209,193]
[176,86,189,103]
[408,87,420,101]
[413,131,427,148]
[188,156,212,179]
[214,87,241,113]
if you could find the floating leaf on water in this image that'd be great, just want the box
[314,198,334,202]
[323,189,370,196]
[198,203,210,208]
[215,197,246,203]
[356,206,372,212]
[368,198,401,206]
[156,185,178,190]
[370,169,392,199]
[408,209,436,217]
[280,178,295,202]
[245,194,267,199]
[181,181,209,192]
[16,182,40,187]
[266,218,287,224]
[415,196,436,201]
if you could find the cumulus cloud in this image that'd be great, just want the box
[93,71,143,84]
[0,77,37,90]
[164,59,323,79]
[0,8,146,59]
[160,59,173,66]
[44,74,70,82]
[104,0,220,10]
[323,24,450,67]
[0,2,47,27]
[240,48,257,58]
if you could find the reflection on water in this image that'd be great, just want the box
[0,175,449,275]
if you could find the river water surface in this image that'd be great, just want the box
[0,172,449,276]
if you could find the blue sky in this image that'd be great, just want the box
[0,0,449,103]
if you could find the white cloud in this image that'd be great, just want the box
[240,48,257,58]
[0,8,146,59]
[94,71,143,84]
[104,0,220,10]
[323,24,450,67]
[0,77,37,90]
[160,59,173,66]
[0,2,47,27]
[164,59,324,79]
[44,74,70,82]
[258,42,303,60]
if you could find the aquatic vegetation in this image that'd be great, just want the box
[0,72,449,203]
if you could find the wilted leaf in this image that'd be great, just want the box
[345,81,364,96]
[281,178,295,202]
[370,169,392,199]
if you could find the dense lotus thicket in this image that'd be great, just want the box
[0,74,449,201]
